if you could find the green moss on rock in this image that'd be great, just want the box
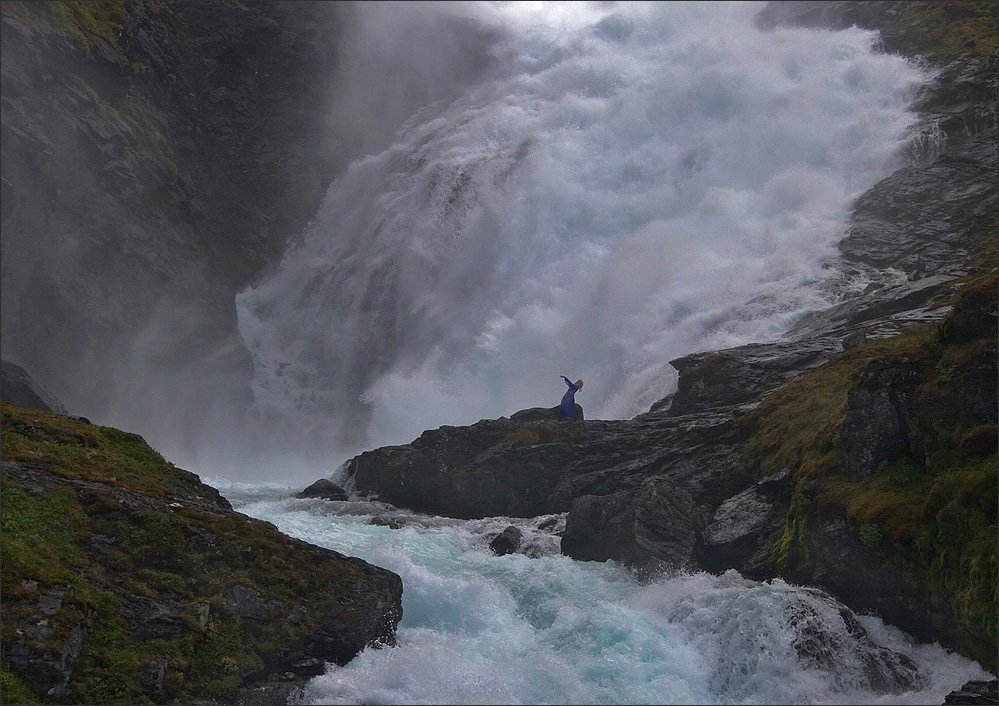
[48,0,128,55]
[882,1,998,61]
[738,270,998,670]
[1,403,402,704]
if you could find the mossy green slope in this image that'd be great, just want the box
[1,406,402,705]
[740,269,997,672]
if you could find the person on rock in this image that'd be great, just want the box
[558,375,584,420]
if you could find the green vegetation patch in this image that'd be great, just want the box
[1,670,43,705]
[47,0,128,54]
[1,403,395,703]
[884,1,998,60]
[1,403,200,498]
[738,270,997,667]
[847,455,997,664]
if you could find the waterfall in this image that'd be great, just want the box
[235,1,930,475]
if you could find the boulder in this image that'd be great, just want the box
[561,475,703,569]
[488,525,523,556]
[509,406,558,422]
[697,469,792,577]
[295,478,348,501]
[944,680,999,705]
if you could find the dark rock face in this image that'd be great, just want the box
[295,478,348,501]
[0,1,352,428]
[562,475,704,569]
[488,525,524,556]
[841,361,919,480]
[944,680,999,705]
[0,360,68,414]
[697,469,792,577]
[5,591,91,703]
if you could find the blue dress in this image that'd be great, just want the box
[559,376,578,418]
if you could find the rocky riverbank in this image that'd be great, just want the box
[0,403,403,704]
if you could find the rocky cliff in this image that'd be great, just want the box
[335,0,998,675]
[0,402,403,704]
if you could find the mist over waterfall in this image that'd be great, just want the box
[234,1,930,478]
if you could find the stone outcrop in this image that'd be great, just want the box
[0,403,403,704]
[944,680,999,705]
[840,361,919,480]
[488,525,524,556]
[0,360,68,415]
[697,469,792,576]
[295,478,348,501]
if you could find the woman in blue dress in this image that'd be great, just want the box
[559,376,584,420]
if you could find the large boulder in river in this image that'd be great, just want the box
[561,475,705,570]
[295,478,348,500]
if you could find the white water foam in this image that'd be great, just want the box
[224,487,993,705]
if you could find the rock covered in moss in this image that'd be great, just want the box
[0,404,402,705]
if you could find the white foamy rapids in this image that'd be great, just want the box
[235,1,931,465]
[225,489,992,706]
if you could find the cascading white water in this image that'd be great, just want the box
[218,483,993,705]
[235,1,931,476]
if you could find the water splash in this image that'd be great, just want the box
[223,486,992,705]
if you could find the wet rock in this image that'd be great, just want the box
[489,525,523,556]
[561,491,636,562]
[139,656,170,704]
[697,469,792,576]
[630,475,704,568]
[943,679,999,705]
[295,478,348,501]
[509,406,558,422]
[788,591,925,694]
[841,361,919,480]
[370,515,404,529]
[560,475,703,568]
